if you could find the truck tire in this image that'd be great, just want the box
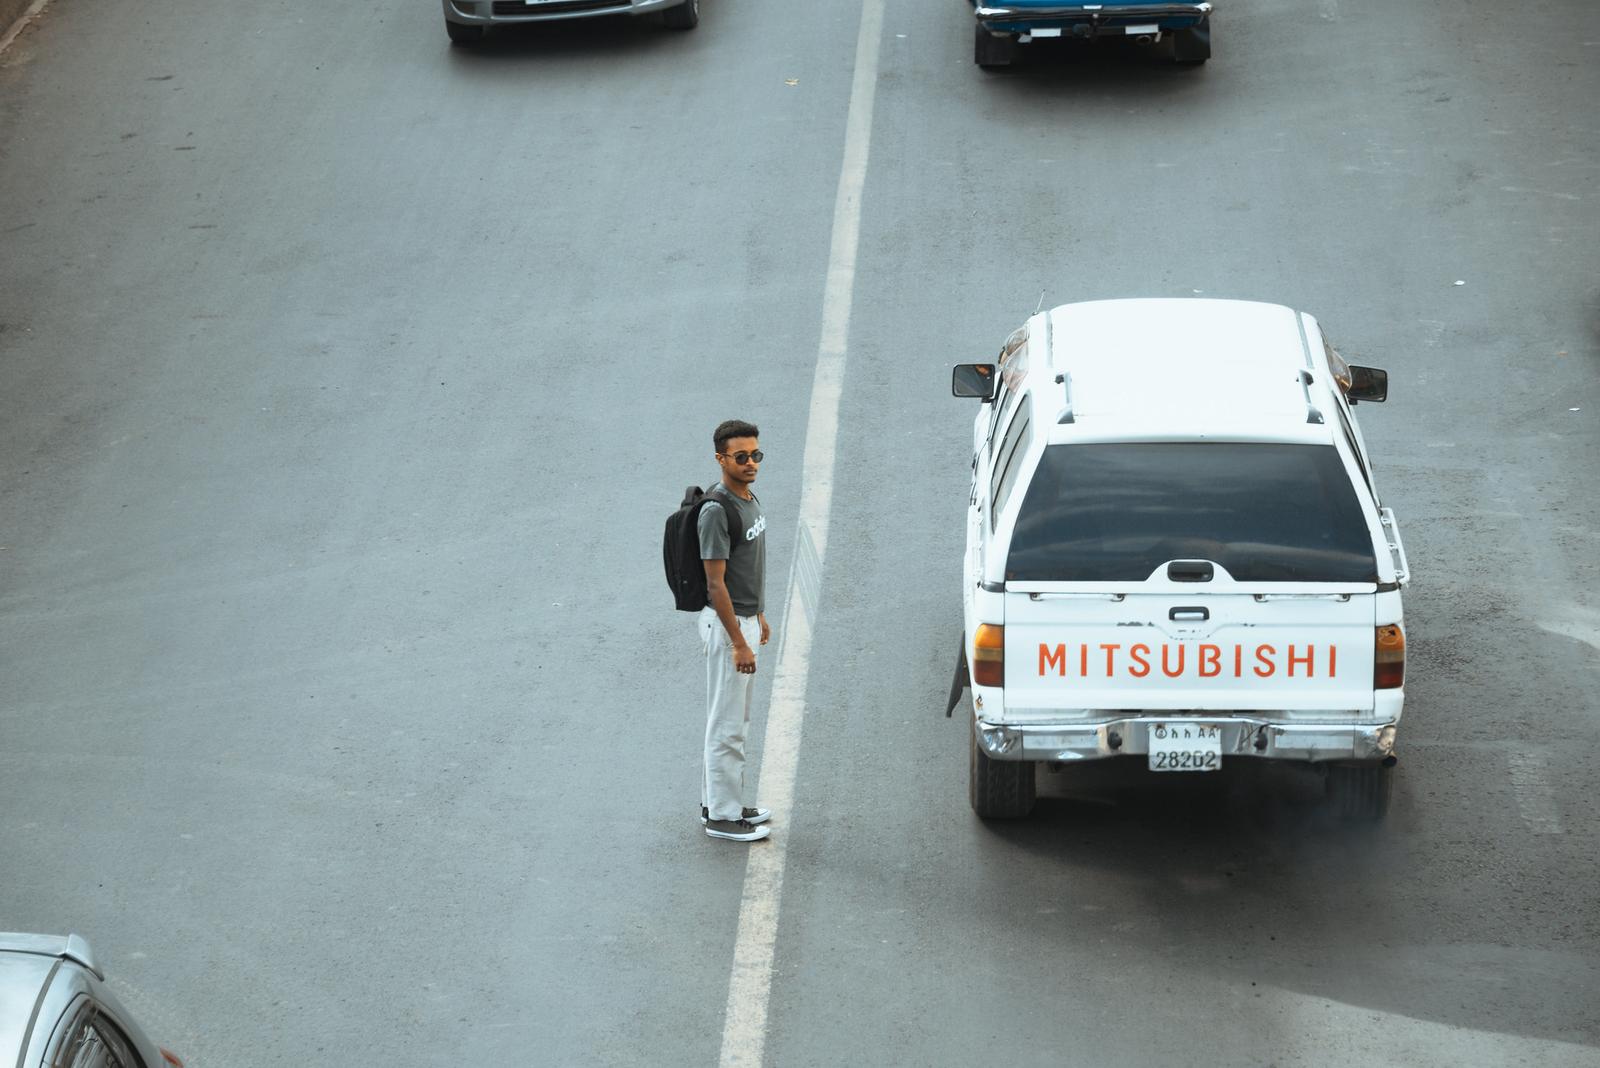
[1171,24,1210,64]
[1325,762,1392,822]
[661,0,699,30]
[974,26,1018,70]
[970,725,1036,819]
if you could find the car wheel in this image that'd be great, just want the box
[662,0,699,30]
[969,724,1036,819]
[974,25,1018,70]
[446,20,486,46]
[1171,24,1210,64]
[1325,762,1392,822]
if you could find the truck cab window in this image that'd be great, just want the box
[989,397,1033,531]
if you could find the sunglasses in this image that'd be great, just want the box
[721,450,764,464]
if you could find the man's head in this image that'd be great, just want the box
[713,419,761,488]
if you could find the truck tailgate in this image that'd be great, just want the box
[1004,590,1376,712]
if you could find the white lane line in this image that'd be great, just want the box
[1508,751,1564,836]
[717,2,884,1065]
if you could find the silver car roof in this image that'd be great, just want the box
[0,951,59,1064]
[0,933,99,975]
[0,934,107,1065]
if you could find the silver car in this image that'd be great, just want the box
[443,0,700,46]
[1,933,183,1068]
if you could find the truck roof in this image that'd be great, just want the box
[1042,298,1336,444]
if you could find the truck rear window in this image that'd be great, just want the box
[1006,443,1379,583]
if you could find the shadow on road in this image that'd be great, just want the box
[965,758,1597,1048]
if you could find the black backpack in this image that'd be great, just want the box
[663,485,741,612]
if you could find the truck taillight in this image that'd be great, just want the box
[1374,624,1405,689]
[973,624,1004,687]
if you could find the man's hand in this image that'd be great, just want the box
[759,614,771,646]
[733,642,757,674]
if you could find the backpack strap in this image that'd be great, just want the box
[706,484,744,551]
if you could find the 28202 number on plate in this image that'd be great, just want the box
[1151,749,1219,771]
[1148,723,1222,773]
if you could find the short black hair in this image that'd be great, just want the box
[714,419,760,454]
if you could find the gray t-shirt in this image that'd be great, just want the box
[698,486,766,616]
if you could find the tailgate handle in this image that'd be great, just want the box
[1169,606,1210,622]
[1167,560,1214,583]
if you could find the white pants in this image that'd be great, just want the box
[700,607,760,822]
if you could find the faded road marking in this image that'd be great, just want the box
[1508,751,1564,836]
[0,0,51,54]
[1537,604,1600,655]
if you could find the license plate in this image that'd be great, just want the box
[1148,722,1222,772]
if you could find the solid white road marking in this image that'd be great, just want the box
[716,2,885,1065]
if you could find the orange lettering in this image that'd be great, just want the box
[1040,644,1068,677]
[1100,643,1121,676]
[1161,645,1186,678]
[1080,645,1088,677]
[1329,645,1337,677]
[1288,644,1314,677]
[1233,645,1243,677]
[1129,643,1151,678]
[1254,644,1276,678]
[1199,644,1222,678]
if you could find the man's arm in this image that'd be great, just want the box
[704,558,756,674]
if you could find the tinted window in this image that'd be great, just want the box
[50,1003,138,1068]
[984,326,1028,445]
[989,400,1032,531]
[1332,403,1371,491]
[55,1021,126,1068]
[1007,442,1378,582]
[985,377,1014,450]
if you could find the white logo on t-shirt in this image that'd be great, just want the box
[746,514,766,541]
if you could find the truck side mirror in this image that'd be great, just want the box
[952,363,997,401]
[1346,365,1388,404]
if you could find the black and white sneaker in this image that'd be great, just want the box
[704,818,771,842]
[701,805,772,826]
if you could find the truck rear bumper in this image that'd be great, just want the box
[976,715,1397,764]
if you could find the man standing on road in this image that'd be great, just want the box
[699,419,773,842]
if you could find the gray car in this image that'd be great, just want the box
[442,0,700,46]
[1,933,182,1068]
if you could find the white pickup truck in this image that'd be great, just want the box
[949,299,1409,820]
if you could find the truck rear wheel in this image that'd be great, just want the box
[970,725,1036,819]
[1325,762,1392,822]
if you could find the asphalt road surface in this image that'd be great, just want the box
[2,1,1597,1065]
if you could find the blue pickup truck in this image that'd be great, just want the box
[969,2,1212,68]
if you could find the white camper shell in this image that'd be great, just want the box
[951,298,1409,820]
